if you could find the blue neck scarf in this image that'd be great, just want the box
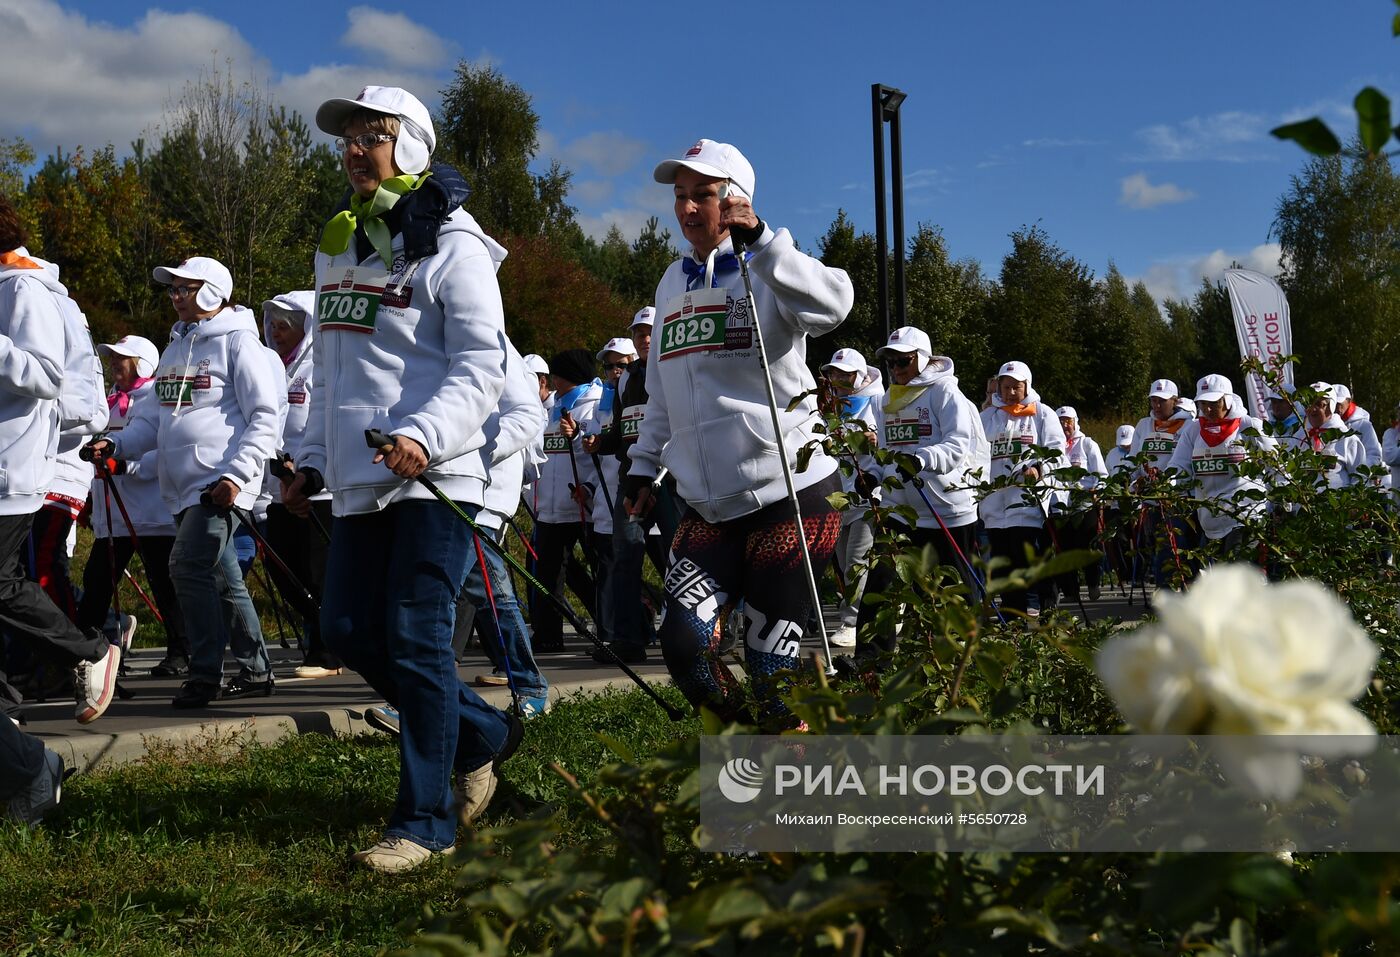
[841,394,873,419]
[682,252,743,290]
[550,382,590,424]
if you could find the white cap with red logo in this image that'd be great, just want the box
[1195,374,1232,402]
[315,86,436,175]
[596,337,638,362]
[822,348,867,374]
[996,360,1032,384]
[653,139,756,200]
[98,335,161,378]
[875,326,932,361]
[1148,378,1178,399]
[630,306,656,328]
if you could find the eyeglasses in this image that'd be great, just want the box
[887,353,918,368]
[334,133,397,152]
[603,361,630,371]
[266,317,298,332]
[167,283,202,299]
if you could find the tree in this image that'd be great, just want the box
[814,209,880,356]
[1078,264,1152,417]
[1272,147,1400,401]
[496,231,631,358]
[436,62,578,242]
[985,225,1097,410]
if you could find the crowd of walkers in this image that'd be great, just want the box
[1,83,1391,869]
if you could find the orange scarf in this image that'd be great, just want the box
[1000,401,1037,417]
[1153,418,1187,434]
[0,250,41,270]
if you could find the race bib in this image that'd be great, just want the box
[621,405,645,440]
[1143,437,1175,454]
[884,417,922,446]
[1193,456,1236,476]
[155,365,196,407]
[543,432,570,454]
[658,288,727,360]
[990,435,1021,460]
[317,266,387,334]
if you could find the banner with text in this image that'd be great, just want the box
[1224,268,1293,419]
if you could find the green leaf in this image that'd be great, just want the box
[826,490,851,512]
[594,731,636,764]
[1227,859,1301,907]
[1270,118,1342,156]
[1355,87,1392,153]
[1393,10,1400,36]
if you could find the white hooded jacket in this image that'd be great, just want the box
[1165,415,1275,540]
[531,380,602,525]
[299,209,511,516]
[478,341,546,531]
[113,305,282,513]
[876,356,984,529]
[628,227,853,523]
[91,378,174,537]
[0,248,67,515]
[978,387,1067,530]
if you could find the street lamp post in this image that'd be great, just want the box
[871,84,907,344]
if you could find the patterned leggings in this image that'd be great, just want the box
[658,473,841,725]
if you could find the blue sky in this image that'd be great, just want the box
[0,0,1392,304]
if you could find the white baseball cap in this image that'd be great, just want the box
[630,306,656,328]
[1333,383,1352,404]
[1115,424,1135,446]
[315,85,436,176]
[1308,381,1337,405]
[1195,374,1233,402]
[875,326,932,360]
[1148,378,1178,399]
[152,256,233,302]
[522,353,550,377]
[653,139,756,200]
[98,335,160,379]
[995,360,1032,384]
[1055,406,1079,422]
[1177,397,1197,417]
[596,337,638,362]
[822,348,867,374]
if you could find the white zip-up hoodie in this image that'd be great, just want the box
[262,291,322,504]
[0,248,67,515]
[533,381,602,524]
[1339,402,1383,468]
[876,357,984,529]
[31,258,107,503]
[978,388,1067,530]
[1165,415,1275,539]
[91,379,174,537]
[1287,414,1368,489]
[113,306,281,513]
[299,209,510,516]
[1051,414,1108,512]
[478,342,546,532]
[628,228,853,523]
[1129,408,1192,478]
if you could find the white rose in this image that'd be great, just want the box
[1095,565,1379,798]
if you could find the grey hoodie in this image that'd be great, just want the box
[0,248,67,514]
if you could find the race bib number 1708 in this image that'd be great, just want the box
[318,267,387,334]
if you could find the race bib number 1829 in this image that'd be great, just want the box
[659,288,728,360]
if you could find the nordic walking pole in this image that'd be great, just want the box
[198,490,319,613]
[589,450,616,518]
[366,430,686,720]
[122,568,164,624]
[902,473,1008,626]
[471,532,520,712]
[268,457,331,544]
[730,239,836,674]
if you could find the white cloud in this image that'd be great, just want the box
[573,178,614,205]
[271,63,441,139]
[1133,110,1272,162]
[341,7,452,69]
[1022,137,1099,149]
[576,207,663,242]
[1119,172,1195,210]
[555,130,649,177]
[0,0,263,149]
[1133,243,1283,306]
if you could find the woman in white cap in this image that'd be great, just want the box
[818,346,883,648]
[1291,383,1367,488]
[1332,384,1384,469]
[585,307,671,664]
[258,292,340,680]
[1165,374,1276,558]
[282,86,521,872]
[583,335,638,649]
[1102,423,1136,588]
[88,256,281,708]
[854,327,984,658]
[1050,406,1107,603]
[1105,425,1135,476]
[77,335,189,676]
[622,138,853,725]
[1128,377,1193,587]
[978,360,1066,616]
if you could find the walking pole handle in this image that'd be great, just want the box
[366,429,395,453]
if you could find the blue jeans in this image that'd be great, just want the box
[169,504,271,686]
[464,526,547,697]
[321,499,511,851]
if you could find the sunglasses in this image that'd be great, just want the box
[603,361,630,371]
[167,283,202,299]
[335,133,397,152]
[887,353,918,368]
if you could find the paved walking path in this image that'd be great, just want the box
[19,589,1153,773]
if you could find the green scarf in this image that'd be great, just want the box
[319,172,432,270]
[884,383,930,414]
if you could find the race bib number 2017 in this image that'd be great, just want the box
[318,267,387,334]
[659,288,727,360]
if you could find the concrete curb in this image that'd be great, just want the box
[51,673,677,775]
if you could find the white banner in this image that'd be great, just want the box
[1224,269,1293,419]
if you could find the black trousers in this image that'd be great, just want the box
[529,520,594,648]
[1052,510,1103,601]
[265,502,338,667]
[855,521,978,659]
[985,525,1057,615]
[77,534,188,659]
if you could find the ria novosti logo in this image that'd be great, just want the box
[717,757,765,803]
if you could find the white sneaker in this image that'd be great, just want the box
[827,624,857,648]
[351,836,449,873]
[455,764,498,827]
[117,614,137,654]
[294,664,342,679]
[74,641,121,724]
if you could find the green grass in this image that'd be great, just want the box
[0,685,698,956]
